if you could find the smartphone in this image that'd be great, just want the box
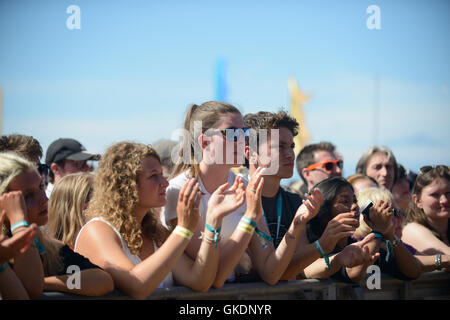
[360,201,373,222]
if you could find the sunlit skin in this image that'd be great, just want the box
[365,152,395,191]
[8,169,48,227]
[415,177,450,221]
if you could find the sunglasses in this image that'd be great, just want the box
[306,159,343,172]
[37,163,49,177]
[215,127,250,142]
[419,165,449,175]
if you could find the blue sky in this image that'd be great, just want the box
[1,0,449,182]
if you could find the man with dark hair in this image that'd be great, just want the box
[243,110,302,247]
[295,141,343,195]
[45,138,100,197]
[0,134,43,164]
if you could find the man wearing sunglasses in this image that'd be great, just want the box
[296,141,343,195]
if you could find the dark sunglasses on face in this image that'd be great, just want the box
[306,159,343,172]
[216,127,250,142]
[419,165,449,175]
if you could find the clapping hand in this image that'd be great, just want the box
[176,178,202,232]
[293,188,323,226]
[336,233,380,268]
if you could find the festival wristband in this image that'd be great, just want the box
[205,223,221,248]
[10,220,29,233]
[237,221,255,234]
[173,226,194,240]
[241,216,257,228]
[314,240,331,270]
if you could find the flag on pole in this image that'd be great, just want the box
[288,77,310,156]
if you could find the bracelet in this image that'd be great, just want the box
[205,223,221,248]
[436,253,442,270]
[241,216,257,228]
[34,236,46,254]
[370,231,393,262]
[201,232,221,246]
[10,220,29,233]
[255,229,273,248]
[173,226,194,240]
[237,221,255,234]
[0,262,9,274]
[314,240,331,270]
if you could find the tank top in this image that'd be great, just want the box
[74,217,173,288]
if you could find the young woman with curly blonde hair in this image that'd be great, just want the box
[75,141,242,299]
[46,172,94,249]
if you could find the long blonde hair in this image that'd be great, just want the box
[0,152,63,276]
[354,187,393,239]
[46,172,94,249]
[86,141,168,255]
[170,101,241,180]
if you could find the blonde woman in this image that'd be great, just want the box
[355,187,421,279]
[162,101,323,287]
[0,152,114,299]
[46,172,94,249]
[74,141,243,299]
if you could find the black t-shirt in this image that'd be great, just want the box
[262,187,303,248]
[54,245,100,276]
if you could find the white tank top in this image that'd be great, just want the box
[75,217,173,288]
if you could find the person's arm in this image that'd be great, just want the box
[0,192,44,299]
[247,188,323,285]
[402,223,450,255]
[414,254,450,273]
[173,179,246,292]
[383,231,421,279]
[0,263,30,299]
[43,269,114,296]
[282,211,358,280]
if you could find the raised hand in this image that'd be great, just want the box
[206,177,245,224]
[365,200,393,235]
[244,167,265,221]
[293,188,323,226]
[0,210,37,265]
[0,191,28,226]
[318,208,359,254]
[336,233,379,268]
[176,178,202,232]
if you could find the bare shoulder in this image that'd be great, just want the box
[402,222,432,236]
[76,219,121,249]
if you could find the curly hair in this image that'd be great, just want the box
[86,141,168,255]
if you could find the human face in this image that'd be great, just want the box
[330,185,360,226]
[63,159,91,174]
[303,150,342,190]
[8,169,48,227]
[206,112,245,166]
[415,177,450,220]
[259,127,295,178]
[136,156,169,210]
[365,152,395,190]
[392,177,410,212]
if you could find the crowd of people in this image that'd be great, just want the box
[0,101,449,299]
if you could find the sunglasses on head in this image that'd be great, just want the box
[419,165,449,175]
[217,127,250,142]
[306,159,343,172]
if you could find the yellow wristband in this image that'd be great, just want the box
[173,226,194,240]
[237,221,255,234]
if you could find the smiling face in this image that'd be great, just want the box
[415,177,450,220]
[330,185,360,226]
[136,156,169,210]
[8,169,49,227]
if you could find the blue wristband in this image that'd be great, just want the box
[34,236,46,254]
[314,240,331,270]
[10,220,30,233]
[241,216,257,228]
[255,228,274,248]
[205,223,221,248]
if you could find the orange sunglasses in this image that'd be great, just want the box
[306,159,343,172]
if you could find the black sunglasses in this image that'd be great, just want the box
[419,165,449,175]
[216,127,250,142]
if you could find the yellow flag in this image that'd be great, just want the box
[288,77,310,156]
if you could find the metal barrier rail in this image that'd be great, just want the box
[40,271,450,300]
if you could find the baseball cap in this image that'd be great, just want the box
[45,138,101,165]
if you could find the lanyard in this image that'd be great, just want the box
[263,190,282,244]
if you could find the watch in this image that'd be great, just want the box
[436,253,442,270]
